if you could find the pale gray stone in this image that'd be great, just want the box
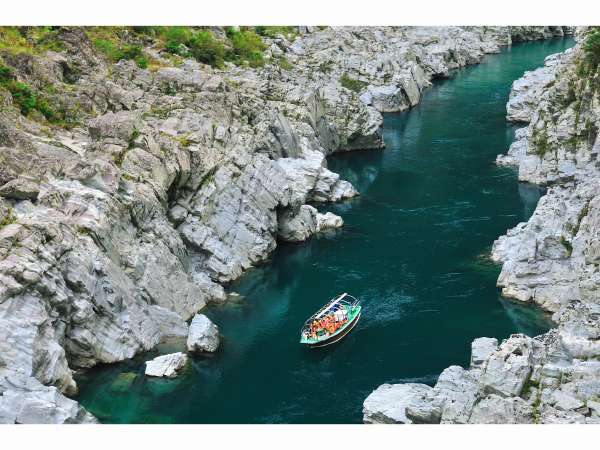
[144,353,188,378]
[363,383,435,424]
[187,314,220,353]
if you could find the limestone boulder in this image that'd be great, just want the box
[144,353,188,378]
[187,314,220,353]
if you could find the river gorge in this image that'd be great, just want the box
[72,37,574,424]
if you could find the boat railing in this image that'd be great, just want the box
[300,293,360,332]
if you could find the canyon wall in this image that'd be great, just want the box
[0,26,568,423]
[364,27,600,424]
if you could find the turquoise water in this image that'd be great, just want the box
[76,37,574,424]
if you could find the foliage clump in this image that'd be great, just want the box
[254,26,298,40]
[0,26,64,55]
[559,235,573,256]
[277,56,293,71]
[531,128,551,157]
[583,28,600,69]
[224,27,266,68]
[339,74,367,93]
[0,65,59,120]
[93,38,148,69]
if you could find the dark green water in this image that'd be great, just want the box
[76,37,574,424]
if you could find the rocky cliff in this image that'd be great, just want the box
[363,27,600,424]
[0,25,570,423]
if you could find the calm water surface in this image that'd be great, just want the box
[76,37,574,423]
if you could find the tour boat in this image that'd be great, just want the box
[300,293,361,348]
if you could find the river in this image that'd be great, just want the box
[76,36,574,424]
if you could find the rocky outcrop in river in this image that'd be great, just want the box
[364,27,600,424]
[0,26,571,423]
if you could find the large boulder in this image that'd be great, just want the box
[277,204,318,242]
[470,337,498,369]
[0,176,40,201]
[144,353,188,378]
[363,383,435,424]
[468,395,534,424]
[316,211,344,231]
[435,366,479,424]
[480,335,534,397]
[0,370,97,424]
[187,314,220,353]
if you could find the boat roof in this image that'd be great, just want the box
[302,293,359,327]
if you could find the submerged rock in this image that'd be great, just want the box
[144,353,188,378]
[187,314,220,353]
[109,372,138,393]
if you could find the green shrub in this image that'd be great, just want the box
[254,26,297,40]
[128,128,140,149]
[93,39,121,61]
[187,31,226,67]
[164,26,193,54]
[277,56,293,71]
[0,65,60,121]
[339,74,367,93]
[7,81,36,115]
[559,236,573,256]
[532,129,550,157]
[0,65,13,83]
[583,29,600,68]
[93,39,147,69]
[318,60,333,74]
[0,210,16,229]
[0,26,64,55]
[225,28,266,67]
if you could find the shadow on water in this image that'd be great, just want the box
[76,37,573,424]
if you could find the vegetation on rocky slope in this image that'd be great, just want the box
[0,26,295,126]
[0,65,58,121]
[582,27,600,69]
[87,26,275,69]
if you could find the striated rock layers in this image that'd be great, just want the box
[144,352,188,378]
[0,26,570,422]
[187,314,220,353]
[364,27,599,424]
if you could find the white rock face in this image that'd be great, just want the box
[0,369,97,424]
[470,337,498,368]
[480,335,534,397]
[144,353,188,378]
[506,52,565,122]
[277,205,344,242]
[187,314,220,353]
[316,211,344,231]
[0,25,570,421]
[360,85,410,112]
[363,383,435,424]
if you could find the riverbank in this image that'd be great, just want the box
[0,26,571,423]
[363,28,600,424]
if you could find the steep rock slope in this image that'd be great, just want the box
[364,27,599,424]
[0,26,568,423]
